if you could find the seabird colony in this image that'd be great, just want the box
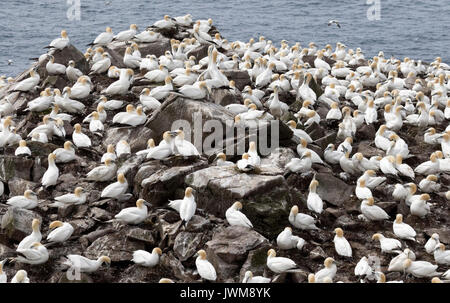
[0,14,449,283]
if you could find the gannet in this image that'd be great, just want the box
[358,170,386,189]
[214,153,234,167]
[195,250,217,281]
[360,197,389,221]
[315,257,337,282]
[69,76,92,99]
[96,95,124,111]
[179,187,196,225]
[6,190,38,210]
[14,140,31,156]
[147,131,175,160]
[42,153,59,187]
[388,248,416,272]
[225,201,253,228]
[403,259,441,278]
[47,30,69,50]
[139,88,161,111]
[64,255,111,273]
[132,248,162,267]
[289,205,319,230]
[380,155,398,176]
[123,47,142,69]
[433,244,450,265]
[10,270,29,283]
[372,233,402,254]
[11,69,39,92]
[101,173,128,199]
[47,221,74,243]
[15,242,49,265]
[102,69,133,95]
[193,25,216,45]
[113,24,138,42]
[333,228,352,257]
[297,139,324,164]
[173,129,200,156]
[179,81,211,100]
[410,193,431,217]
[144,64,169,83]
[354,256,374,279]
[149,76,173,100]
[355,179,373,200]
[86,158,117,182]
[237,153,255,172]
[242,271,271,283]
[114,199,148,225]
[266,249,297,273]
[393,214,416,241]
[45,55,66,75]
[89,53,111,75]
[134,29,161,43]
[425,233,440,254]
[424,128,442,145]
[113,105,146,126]
[51,187,86,208]
[287,120,313,143]
[323,144,342,165]
[52,141,76,163]
[88,111,104,133]
[26,88,53,112]
[72,124,91,148]
[277,227,305,250]
[128,139,152,157]
[307,177,323,214]
[90,26,114,46]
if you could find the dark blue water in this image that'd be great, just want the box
[1,0,449,77]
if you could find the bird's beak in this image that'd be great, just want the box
[169,131,178,137]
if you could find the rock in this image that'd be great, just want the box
[206,226,268,264]
[7,178,38,196]
[305,123,325,140]
[160,252,194,282]
[357,141,384,158]
[185,215,212,232]
[85,232,145,262]
[356,124,376,141]
[309,246,327,261]
[210,88,242,107]
[126,227,155,245]
[263,147,296,169]
[315,132,337,150]
[0,156,34,182]
[315,173,354,206]
[89,207,112,221]
[104,126,156,154]
[117,154,145,184]
[174,232,203,261]
[141,160,208,206]
[334,215,361,231]
[222,70,251,90]
[186,165,291,238]
[1,208,42,241]
[238,246,271,282]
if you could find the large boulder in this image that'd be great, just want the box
[185,165,292,238]
[205,226,268,280]
[84,232,145,262]
[1,207,42,242]
[315,172,355,207]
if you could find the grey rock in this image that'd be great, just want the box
[85,232,145,262]
[174,232,203,261]
[1,208,42,241]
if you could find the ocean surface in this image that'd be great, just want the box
[1,0,449,77]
